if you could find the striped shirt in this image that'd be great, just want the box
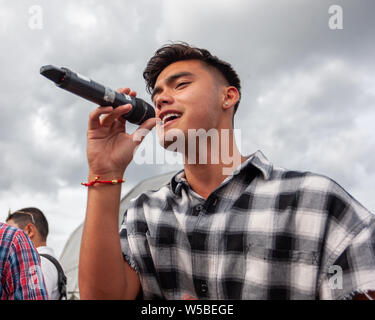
[0,223,48,300]
[120,150,375,299]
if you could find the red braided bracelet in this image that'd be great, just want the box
[81,176,125,187]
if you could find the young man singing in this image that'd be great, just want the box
[79,43,375,300]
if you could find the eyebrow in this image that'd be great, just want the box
[151,71,195,101]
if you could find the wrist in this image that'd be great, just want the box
[88,170,125,181]
[82,176,125,187]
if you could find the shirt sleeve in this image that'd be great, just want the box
[320,213,375,299]
[4,230,49,300]
[119,208,140,274]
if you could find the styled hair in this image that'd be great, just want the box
[7,207,49,241]
[143,42,241,114]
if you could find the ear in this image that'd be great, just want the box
[23,223,36,239]
[222,86,240,111]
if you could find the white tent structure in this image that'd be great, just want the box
[59,171,178,299]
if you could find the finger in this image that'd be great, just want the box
[137,117,158,132]
[117,87,131,95]
[101,104,132,128]
[110,118,126,133]
[117,88,137,98]
[88,106,113,130]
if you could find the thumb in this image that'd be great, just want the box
[138,117,158,132]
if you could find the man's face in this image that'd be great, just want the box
[152,60,227,148]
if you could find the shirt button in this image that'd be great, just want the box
[200,282,208,295]
[193,204,204,215]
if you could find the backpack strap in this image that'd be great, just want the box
[39,253,67,300]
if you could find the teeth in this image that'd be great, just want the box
[161,113,181,125]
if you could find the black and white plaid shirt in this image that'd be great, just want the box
[120,150,375,300]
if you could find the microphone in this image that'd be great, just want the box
[40,65,155,125]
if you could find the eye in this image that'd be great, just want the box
[176,82,190,89]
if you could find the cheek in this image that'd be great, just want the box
[189,99,218,120]
[180,83,216,108]
[183,109,206,125]
[182,111,217,132]
[178,87,220,128]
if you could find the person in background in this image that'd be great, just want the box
[0,221,48,299]
[6,207,66,300]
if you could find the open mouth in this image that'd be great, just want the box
[160,112,182,127]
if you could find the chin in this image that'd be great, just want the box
[156,125,187,152]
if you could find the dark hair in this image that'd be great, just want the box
[143,42,241,115]
[7,207,49,241]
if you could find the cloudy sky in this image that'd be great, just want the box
[1,0,374,257]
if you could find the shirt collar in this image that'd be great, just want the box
[36,245,56,256]
[245,150,273,180]
[170,170,189,195]
[170,150,273,195]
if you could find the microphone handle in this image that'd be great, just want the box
[59,67,155,125]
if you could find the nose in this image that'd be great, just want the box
[155,90,174,111]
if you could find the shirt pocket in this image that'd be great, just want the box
[243,244,319,299]
[145,231,173,269]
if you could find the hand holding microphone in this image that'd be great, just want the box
[40,65,155,125]
[85,87,157,177]
[40,65,157,176]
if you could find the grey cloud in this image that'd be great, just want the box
[1,0,165,195]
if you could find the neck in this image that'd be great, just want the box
[182,128,245,199]
[34,240,47,248]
